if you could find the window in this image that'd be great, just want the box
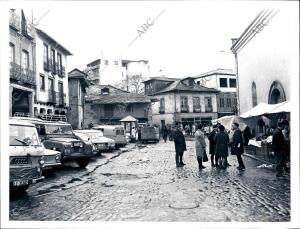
[229,79,236,88]
[50,49,56,74]
[219,97,224,108]
[252,82,257,107]
[114,61,118,65]
[126,105,133,113]
[219,78,228,88]
[226,98,231,107]
[40,74,45,91]
[205,97,212,112]
[9,43,15,64]
[193,97,201,112]
[58,81,64,105]
[180,96,189,112]
[234,97,237,106]
[22,50,29,70]
[105,60,109,65]
[43,43,49,71]
[57,53,62,76]
[159,98,165,113]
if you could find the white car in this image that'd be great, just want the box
[42,148,61,173]
[74,130,116,153]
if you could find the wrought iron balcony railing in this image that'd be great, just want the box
[193,108,201,113]
[48,90,56,104]
[159,107,165,114]
[43,61,50,72]
[57,92,66,106]
[205,106,213,112]
[10,62,35,86]
[180,105,189,113]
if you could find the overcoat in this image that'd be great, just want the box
[208,130,216,155]
[231,129,244,155]
[195,129,206,157]
[272,127,285,156]
[215,131,229,158]
[173,129,186,154]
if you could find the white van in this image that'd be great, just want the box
[92,125,127,148]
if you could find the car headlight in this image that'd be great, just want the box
[39,156,45,165]
[92,144,96,150]
[55,154,60,162]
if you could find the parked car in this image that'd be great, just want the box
[92,125,127,148]
[9,119,45,193]
[73,131,100,155]
[74,130,116,153]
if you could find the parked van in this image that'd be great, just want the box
[92,125,127,148]
[9,119,45,193]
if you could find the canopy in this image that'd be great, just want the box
[268,101,291,114]
[212,115,258,131]
[120,115,137,122]
[240,101,290,118]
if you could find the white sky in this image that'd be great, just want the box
[9,1,297,78]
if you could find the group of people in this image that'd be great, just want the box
[172,122,245,170]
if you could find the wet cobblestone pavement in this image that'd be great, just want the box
[9,140,290,221]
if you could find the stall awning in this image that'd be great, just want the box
[212,115,259,131]
[240,101,290,118]
[120,115,138,122]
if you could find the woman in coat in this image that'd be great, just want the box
[214,125,229,169]
[173,122,187,167]
[208,125,218,167]
[194,124,207,170]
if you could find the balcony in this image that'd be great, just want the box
[193,108,201,113]
[9,10,20,31]
[43,61,50,72]
[159,107,165,114]
[48,90,56,104]
[205,106,213,112]
[56,64,66,78]
[10,62,35,86]
[180,105,189,113]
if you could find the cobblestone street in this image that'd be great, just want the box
[10,140,290,222]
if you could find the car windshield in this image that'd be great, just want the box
[46,125,73,135]
[85,132,104,139]
[10,125,41,146]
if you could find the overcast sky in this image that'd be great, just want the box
[13,1,296,78]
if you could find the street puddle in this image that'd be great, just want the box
[100,173,150,180]
[168,201,199,210]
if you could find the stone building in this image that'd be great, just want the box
[194,68,237,118]
[33,28,72,117]
[231,9,295,120]
[9,9,35,116]
[68,68,89,129]
[143,76,219,128]
[84,85,152,127]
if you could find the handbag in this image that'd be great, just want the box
[203,149,208,162]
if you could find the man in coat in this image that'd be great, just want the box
[231,122,245,170]
[208,125,218,167]
[272,121,286,177]
[215,125,229,169]
[161,125,168,143]
[195,124,207,169]
[173,122,187,167]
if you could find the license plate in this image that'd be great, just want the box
[12,180,29,186]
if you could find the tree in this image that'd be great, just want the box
[112,74,146,94]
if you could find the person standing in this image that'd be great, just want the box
[281,120,290,172]
[215,125,229,169]
[161,125,168,143]
[195,124,207,170]
[272,121,286,177]
[173,122,187,167]
[208,125,218,167]
[231,123,245,170]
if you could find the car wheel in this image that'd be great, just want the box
[77,159,89,168]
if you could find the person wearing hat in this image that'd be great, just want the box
[231,122,245,170]
[272,121,287,177]
[173,122,187,167]
[208,124,218,167]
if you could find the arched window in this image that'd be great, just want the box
[252,82,257,107]
[268,81,286,104]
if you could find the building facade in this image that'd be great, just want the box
[84,85,152,127]
[34,28,72,117]
[194,68,237,117]
[85,58,150,86]
[9,9,36,116]
[68,68,89,129]
[144,77,219,128]
[231,9,294,118]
